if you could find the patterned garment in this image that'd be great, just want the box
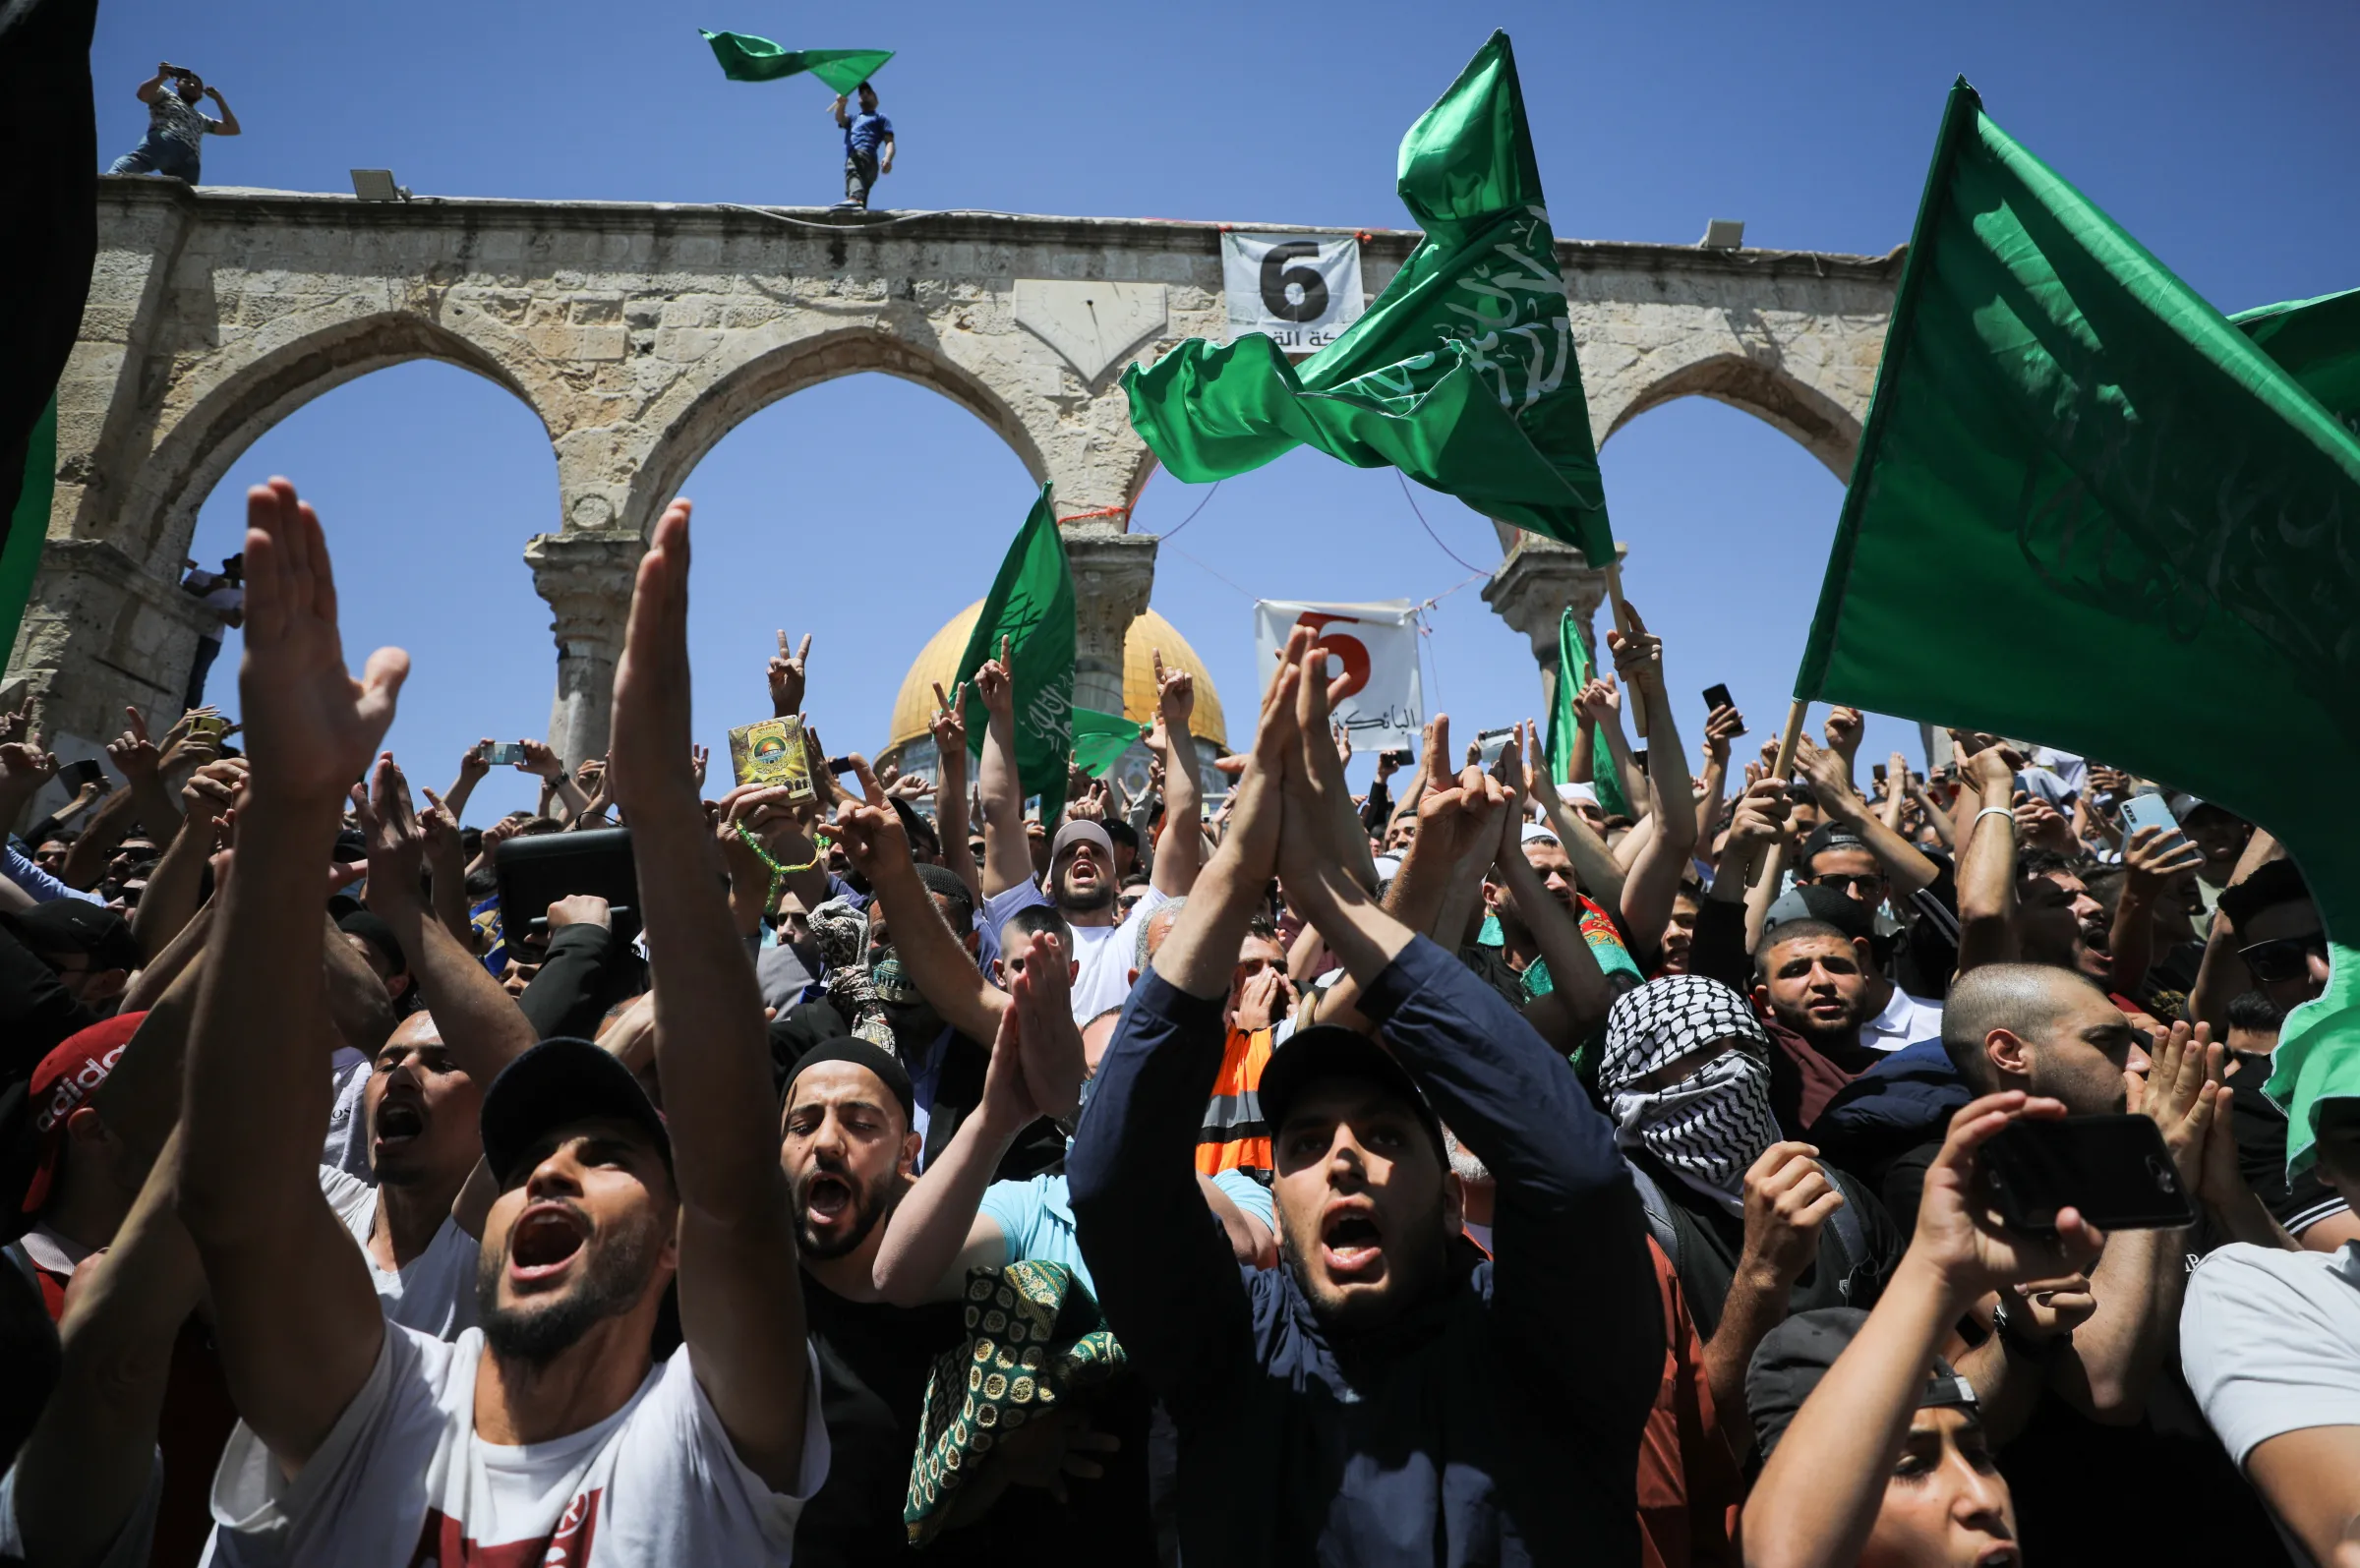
[1601,975,1782,1216]
[148,90,211,151]
[809,897,896,1051]
[903,1259,1127,1547]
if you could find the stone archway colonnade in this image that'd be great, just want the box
[18,176,1902,772]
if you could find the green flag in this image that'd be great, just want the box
[1071,707,1145,780]
[954,486,1077,824]
[699,32,893,93]
[1543,605,1630,818]
[1794,79,2360,1173]
[2234,287,2360,430]
[1122,30,1612,564]
[0,399,55,679]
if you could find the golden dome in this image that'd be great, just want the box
[885,601,1228,753]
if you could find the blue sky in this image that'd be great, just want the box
[95,0,2360,821]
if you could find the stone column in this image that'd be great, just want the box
[524,529,646,769]
[1062,522,1156,722]
[1479,529,1622,714]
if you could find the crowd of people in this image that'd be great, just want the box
[0,474,2350,1567]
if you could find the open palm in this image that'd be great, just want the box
[239,479,407,801]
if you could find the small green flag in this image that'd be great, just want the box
[954,486,1077,824]
[2233,287,2360,431]
[1071,707,1145,780]
[1794,79,2360,1173]
[1543,605,1630,819]
[1122,30,1612,565]
[0,398,56,679]
[699,32,893,93]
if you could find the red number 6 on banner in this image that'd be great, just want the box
[1292,612,1371,702]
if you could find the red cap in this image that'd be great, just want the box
[21,1013,145,1215]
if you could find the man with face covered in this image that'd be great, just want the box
[182,482,825,1564]
[1599,974,1903,1438]
[1069,628,1662,1564]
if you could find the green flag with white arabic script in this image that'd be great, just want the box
[1543,604,1630,819]
[1122,30,1612,565]
[1793,79,2360,1174]
[699,33,893,93]
[1072,707,1144,780]
[954,486,1077,825]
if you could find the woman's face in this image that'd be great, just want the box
[1858,1407,2019,1568]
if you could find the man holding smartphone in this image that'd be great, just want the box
[178,554,244,711]
[110,64,239,184]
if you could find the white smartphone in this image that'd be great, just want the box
[2119,791,2179,840]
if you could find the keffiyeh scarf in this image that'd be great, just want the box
[1602,975,1780,1216]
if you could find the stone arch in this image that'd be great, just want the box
[1600,352,1864,479]
[618,324,1047,541]
[104,310,554,578]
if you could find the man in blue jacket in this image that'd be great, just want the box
[1069,627,1662,1565]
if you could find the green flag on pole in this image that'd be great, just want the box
[1071,707,1145,780]
[1122,30,1613,565]
[1794,79,2360,1173]
[953,486,1077,824]
[1543,605,1630,819]
[2233,287,2360,429]
[0,399,55,679]
[699,32,893,92]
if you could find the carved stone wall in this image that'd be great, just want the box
[19,177,1901,770]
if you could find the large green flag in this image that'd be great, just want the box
[1071,707,1145,780]
[1122,30,1612,565]
[0,399,55,678]
[2234,287,2360,430]
[699,32,893,92]
[954,486,1077,824]
[1794,79,2360,1172]
[1543,605,1630,818]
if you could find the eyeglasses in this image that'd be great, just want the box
[1807,873,1884,900]
[2238,933,2328,984]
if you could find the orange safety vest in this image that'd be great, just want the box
[1195,1024,1274,1180]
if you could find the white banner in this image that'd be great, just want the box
[1253,600,1423,751]
[1221,232,1364,351]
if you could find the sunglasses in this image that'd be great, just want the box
[2238,933,2328,984]
[1807,873,1884,900]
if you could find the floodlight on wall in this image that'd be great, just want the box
[1699,219,1745,250]
[350,168,412,203]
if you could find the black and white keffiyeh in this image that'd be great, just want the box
[1602,975,1780,1216]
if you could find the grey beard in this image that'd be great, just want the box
[476,1212,660,1370]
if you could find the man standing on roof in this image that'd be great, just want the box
[830,82,894,211]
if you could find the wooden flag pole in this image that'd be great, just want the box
[1771,697,1810,781]
[1604,561,1649,741]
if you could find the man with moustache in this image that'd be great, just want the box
[183,482,825,1564]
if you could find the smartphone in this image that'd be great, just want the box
[1631,747,1650,777]
[1979,1115,2196,1233]
[825,756,858,777]
[1701,683,1740,725]
[497,826,641,946]
[188,714,231,741]
[481,741,527,767]
[2119,791,2179,841]
[1475,726,1515,771]
[1380,748,1414,768]
[1872,763,1888,784]
[59,758,105,791]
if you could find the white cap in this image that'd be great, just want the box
[1520,822,1562,845]
[1557,782,1600,807]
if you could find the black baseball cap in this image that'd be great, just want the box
[479,1038,670,1189]
[1746,1307,1977,1458]
[1800,823,1872,866]
[0,901,142,973]
[1255,1025,1445,1158]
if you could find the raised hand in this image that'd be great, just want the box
[238,478,408,803]
[688,744,709,792]
[977,965,1044,1132]
[1792,735,1858,808]
[2132,1019,2222,1194]
[1822,706,1864,761]
[106,707,161,781]
[1330,720,1353,773]
[1153,647,1195,732]
[974,635,1014,718]
[1738,1143,1846,1287]
[515,738,565,782]
[608,499,697,812]
[769,630,812,718]
[1911,1092,2104,1301]
[1604,603,1663,696]
[0,740,58,792]
[352,752,426,908]
[181,756,247,825]
[1703,702,1745,765]
[1572,674,1622,727]
[458,739,492,785]
[1722,776,1793,855]
[417,785,465,871]
[929,680,968,756]
[1009,927,1083,1118]
[2121,823,2205,898]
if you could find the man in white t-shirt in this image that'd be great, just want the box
[179,481,823,1565]
[970,636,1203,1024]
[2183,1093,2360,1566]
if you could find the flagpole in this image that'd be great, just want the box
[1604,561,1649,740]
[1771,698,1809,780]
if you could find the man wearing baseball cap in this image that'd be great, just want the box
[971,636,1205,1024]
[0,901,142,1071]
[3,1014,146,1316]
[1070,628,1661,1563]
[183,483,823,1563]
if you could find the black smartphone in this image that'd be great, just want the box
[59,758,105,791]
[1872,763,1888,784]
[825,756,858,777]
[1631,747,1650,776]
[1979,1115,2196,1233]
[496,827,641,947]
[1380,748,1414,768]
[1702,682,1737,716]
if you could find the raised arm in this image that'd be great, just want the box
[1794,735,1942,899]
[832,784,1012,1061]
[441,739,492,824]
[927,681,981,904]
[130,758,242,959]
[2107,825,2206,995]
[608,498,808,1490]
[1608,606,1697,968]
[137,65,172,103]
[204,84,240,136]
[1146,649,1209,897]
[1950,747,2022,974]
[973,638,1034,898]
[175,478,395,1470]
[516,739,590,824]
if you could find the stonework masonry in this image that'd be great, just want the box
[18,176,1901,781]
